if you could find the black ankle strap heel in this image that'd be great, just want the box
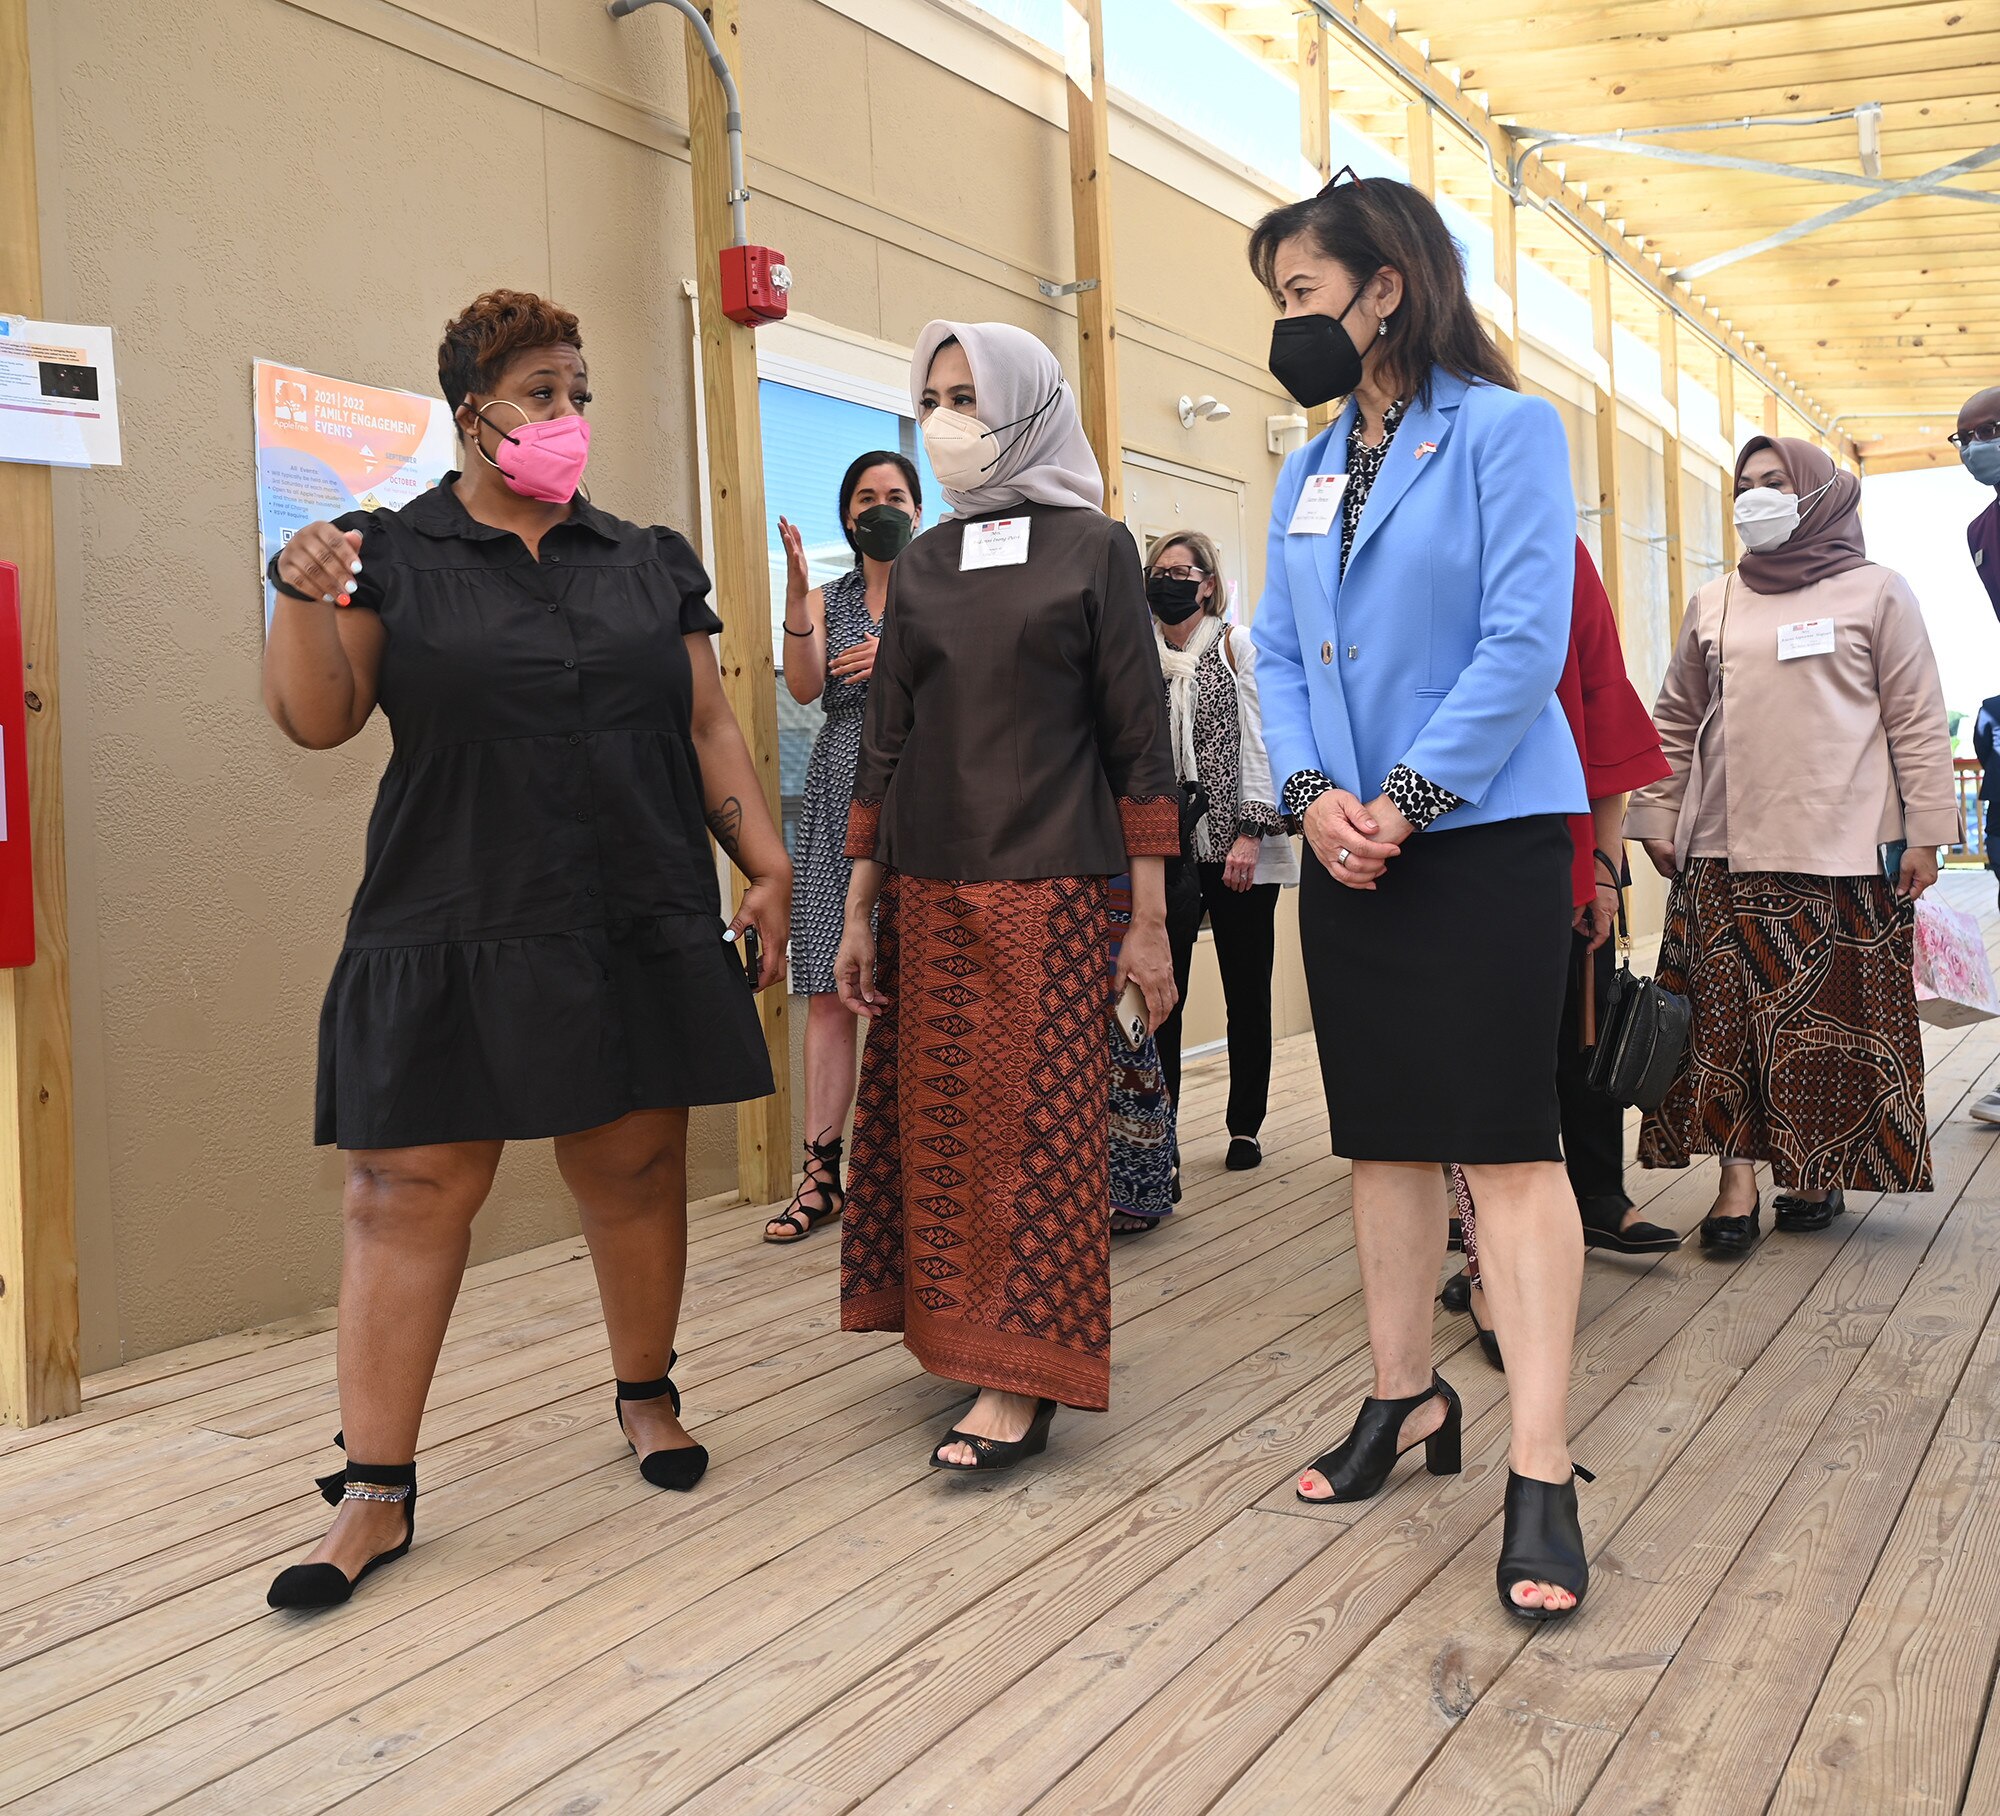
[1497,1462,1595,1621]
[1298,1372,1462,1505]
[616,1350,708,1492]
[267,1448,417,1611]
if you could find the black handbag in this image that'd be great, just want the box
[1585,875,1692,1111]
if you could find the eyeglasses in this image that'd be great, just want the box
[1150,564,1208,582]
[1948,421,2000,449]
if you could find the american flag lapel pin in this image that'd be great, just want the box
[1414,440,1438,460]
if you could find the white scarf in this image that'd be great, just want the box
[1156,614,1225,789]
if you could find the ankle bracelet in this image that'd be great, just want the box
[343,1482,411,1504]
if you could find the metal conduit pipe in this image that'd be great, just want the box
[608,0,749,247]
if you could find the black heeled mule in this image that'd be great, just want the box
[266,1451,416,1610]
[930,1397,1057,1473]
[1297,1373,1462,1505]
[617,1352,709,1492]
[1497,1462,1595,1621]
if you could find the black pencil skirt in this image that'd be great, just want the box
[1299,813,1572,1164]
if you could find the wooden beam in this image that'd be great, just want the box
[1589,255,1625,635]
[1763,391,1782,437]
[1716,350,1740,568]
[1491,179,1519,375]
[1658,309,1687,638]
[1404,99,1435,197]
[1297,11,1330,184]
[0,0,79,1426]
[684,0,791,1208]
[1063,0,1123,520]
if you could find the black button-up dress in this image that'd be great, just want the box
[313,476,772,1149]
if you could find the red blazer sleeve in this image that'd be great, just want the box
[1570,541,1671,799]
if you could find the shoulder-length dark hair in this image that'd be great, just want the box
[837,450,923,556]
[1248,177,1515,405]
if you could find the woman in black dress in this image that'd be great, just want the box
[259,290,786,1609]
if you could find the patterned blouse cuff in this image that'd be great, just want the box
[844,798,882,861]
[1118,795,1182,857]
[1281,770,1333,820]
[1380,763,1464,831]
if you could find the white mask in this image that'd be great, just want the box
[922,406,999,490]
[1733,475,1835,553]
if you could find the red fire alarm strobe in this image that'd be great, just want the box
[0,563,34,968]
[720,244,792,326]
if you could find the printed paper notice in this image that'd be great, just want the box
[0,318,121,468]
[255,360,455,629]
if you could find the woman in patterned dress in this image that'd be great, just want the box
[1630,435,1957,1255]
[835,322,1179,1471]
[766,454,923,1244]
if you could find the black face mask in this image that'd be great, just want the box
[1267,273,1378,409]
[1146,574,1205,624]
[851,504,914,563]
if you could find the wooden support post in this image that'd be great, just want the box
[1657,310,1686,639]
[0,0,79,1426]
[684,0,791,1208]
[1716,350,1739,569]
[1297,12,1331,185]
[1063,0,1123,519]
[1588,255,1625,634]
[1490,179,1518,374]
[1763,391,1781,437]
[1404,100,1435,197]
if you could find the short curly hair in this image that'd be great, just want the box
[437,289,584,416]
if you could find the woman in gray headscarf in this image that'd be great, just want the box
[833,321,1180,1471]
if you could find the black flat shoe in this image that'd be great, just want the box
[616,1353,708,1492]
[267,1453,416,1610]
[1225,1136,1263,1172]
[1297,1373,1461,1505]
[930,1398,1057,1472]
[1469,1299,1503,1373]
[1700,1192,1762,1258]
[1438,1270,1472,1316]
[1773,1187,1846,1233]
[1497,1463,1594,1622]
[1447,1216,1464,1253]
[1581,1199,1683,1255]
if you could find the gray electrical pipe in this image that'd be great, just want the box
[607,0,749,247]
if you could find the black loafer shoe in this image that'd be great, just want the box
[1225,1136,1263,1172]
[1773,1187,1845,1233]
[1699,1193,1761,1257]
[1438,1270,1472,1315]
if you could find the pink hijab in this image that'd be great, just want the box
[1735,435,1868,595]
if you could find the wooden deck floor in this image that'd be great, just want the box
[6,875,2000,1814]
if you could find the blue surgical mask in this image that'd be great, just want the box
[1964,440,2000,488]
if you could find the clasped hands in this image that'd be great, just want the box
[1303,789,1414,890]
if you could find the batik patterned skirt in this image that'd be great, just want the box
[1638,858,1931,1193]
[1108,873,1175,1226]
[842,871,1115,1409]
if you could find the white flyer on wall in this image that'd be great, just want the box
[0,317,122,468]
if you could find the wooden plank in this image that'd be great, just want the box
[0,0,79,1430]
[1063,0,1123,520]
[684,0,791,1206]
[1658,310,1687,639]
[1405,100,1435,198]
[1716,350,1739,567]
[1764,390,1782,438]
[1768,1292,2000,1815]
[1588,256,1624,634]
[1297,12,1330,183]
[1491,180,1519,375]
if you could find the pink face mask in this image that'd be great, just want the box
[473,401,590,503]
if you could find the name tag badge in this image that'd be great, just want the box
[1778,617,1837,661]
[1287,473,1347,537]
[960,517,1032,570]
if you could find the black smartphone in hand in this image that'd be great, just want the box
[735,927,761,989]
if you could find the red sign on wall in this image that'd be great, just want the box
[0,564,34,968]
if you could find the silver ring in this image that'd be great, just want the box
[1336,847,1351,868]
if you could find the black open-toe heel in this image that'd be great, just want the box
[766,1134,845,1244]
[617,1352,708,1492]
[266,1451,416,1610]
[930,1398,1057,1473]
[1497,1462,1595,1622]
[1297,1373,1461,1504]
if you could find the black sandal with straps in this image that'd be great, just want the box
[765,1133,846,1244]
[266,1443,416,1610]
[616,1351,708,1492]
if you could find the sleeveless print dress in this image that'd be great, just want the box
[790,567,876,995]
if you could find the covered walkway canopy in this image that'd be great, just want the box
[1196,0,1999,477]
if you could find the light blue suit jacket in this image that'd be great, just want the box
[1250,371,1588,829]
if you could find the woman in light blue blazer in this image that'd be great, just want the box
[1248,174,1594,1622]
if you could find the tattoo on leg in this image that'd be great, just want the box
[706,795,745,863]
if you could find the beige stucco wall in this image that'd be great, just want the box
[27,0,1311,1367]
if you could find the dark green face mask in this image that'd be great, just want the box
[852,504,915,563]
